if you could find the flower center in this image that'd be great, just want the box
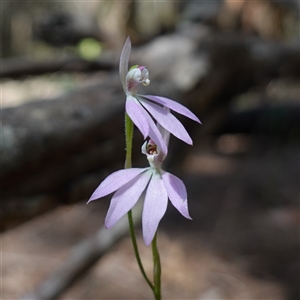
[147,144,158,155]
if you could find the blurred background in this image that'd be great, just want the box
[1,0,299,299]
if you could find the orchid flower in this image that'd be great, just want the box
[119,37,201,155]
[88,124,191,245]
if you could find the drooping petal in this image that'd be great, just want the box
[139,98,193,145]
[157,121,170,149]
[146,113,168,156]
[142,173,168,245]
[87,168,146,203]
[126,95,149,139]
[141,95,201,124]
[161,171,192,220]
[119,37,131,93]
[127,96,167,154]
[105,170,152,228]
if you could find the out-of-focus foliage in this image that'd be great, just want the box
[77,38,102,61]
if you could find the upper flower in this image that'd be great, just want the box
[119,37,201,155]
[126,65,150,95]
[88,125,191,245]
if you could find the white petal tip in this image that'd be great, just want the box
[87,196,99,203]
[86,198,95,204]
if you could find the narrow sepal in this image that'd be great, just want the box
[127,96,168,154]
[105,171,151,228]
[142,173,168,245]
[87,168,145,203]
[119,37,131,93]
[126,95,149,139]
[141,95,201,124]
[162,171,192,220]
[139,98,193,145]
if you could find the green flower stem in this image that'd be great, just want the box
[152,232,162,300]
[124,113,155,292]
[124,113,134,169]
[127,210,154,291]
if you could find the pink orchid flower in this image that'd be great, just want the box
[88,125,191,245]
[119,37,201,155]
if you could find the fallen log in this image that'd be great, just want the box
[1,79,124,187]
[1,78,128,230]
[0,57,115,79]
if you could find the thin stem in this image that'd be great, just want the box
[152,232,162,300]
[124,113,134,169]
[127,210,154,291]
[124,113,155,292]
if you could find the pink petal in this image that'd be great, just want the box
[127,96,167,154]
[87,168,145,203]
[139,99,193,145]
[126,95,149,139]
[141,95,201,124]
[119,37,131,93]
[157,122,170,148]
[105,170,152,228]
[146,113,168,155]
[142,173,168,245]
[162,171,192,220]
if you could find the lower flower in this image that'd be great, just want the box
[88,167,191,246]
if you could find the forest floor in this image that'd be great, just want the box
[2,137,299,299]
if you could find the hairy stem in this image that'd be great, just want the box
[124,113,134,169]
